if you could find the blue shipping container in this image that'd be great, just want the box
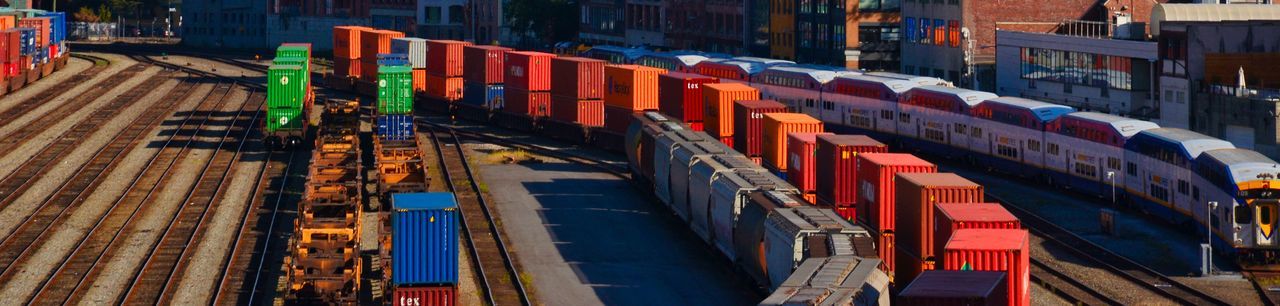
[463,83,503,109]
[392,193,459,286]
[18,27,35,56]
[378,53,410,67]
[37,12,65,45]
[377,114,415,141]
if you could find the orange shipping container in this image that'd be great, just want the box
[427,39,472,77]
[333,26,370,59]
[0,16,14,31]
[604,64,666,111]
[412,69,427,92]
[702,83,760,141]
[551,95,605,127]
[360,29,404,61]
[761,113,823,174]
[17,17,49,47]
[425,74,465,101]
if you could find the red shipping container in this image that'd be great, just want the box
[0,29,17,63]
[604,64,666,111]
[360,30,404,62]
[717,136,735,149]
[603,105,639,133]
[732,100,788,157]
[702,83,760,140]
[504,87,551,117]
[816,135,889,210]
[393,285,455,306]
[895,172,984,261]
[426,39,472,77]
[333,26,370,59]
[551,95,605,127]
[943,229,1031,306]
[879,232,897,277]
[896,248,935,286]
[786,132,833,203]
[17,17,49,47]
[505,51,554,91]
[463,45,511,84]
[425,74,464,101]
[658,72,719,127]
[762,113,823,174]
[898,270,1009,306]
[0,16,13,31]
[856,153,937,231]
[935,203,1021,265]
[551,57,606,99]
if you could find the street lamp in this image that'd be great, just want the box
[1106,171,1116,206]
[1206,201,1219,276]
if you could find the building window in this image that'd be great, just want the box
[1019,47,1134,90]
[948,20,960,47]
[934,19,946,46]
[904,17,916,43]
[920,18,931,44]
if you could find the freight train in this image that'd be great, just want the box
[331,38,1280,262]
[0,10,69,97]
[264,44,314,149]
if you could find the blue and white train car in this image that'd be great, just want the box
[866,71,953,87]
[818,75,918,140]
[968,97,1074,176]
[1043,112,1157,195]
[585,45,648,64]
[1123,128,1234,223]
[751,66,846,118]
[1193,149,1280,254]
[897,86,997,156]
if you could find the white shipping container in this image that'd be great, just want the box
[391,37,428,69]
[764,206,871,289]
[759,256,890,306]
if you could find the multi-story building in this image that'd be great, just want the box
[581,0,627,45]
[183,0,272,49]
[748,0,771,56]
[769,0,795,60]
[900,0,1115,90]
[467,0,505,43]
[625,0,666,47]
[370,0,415,36]
[416,0,464,39]
[705,0,748,54]
[994,26,1158,117]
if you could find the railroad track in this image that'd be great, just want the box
[211,143,302,306]
[0,63,150,210]
[0,53,111,124]
[1029,257,1123,305]
[416,118,629,179]
[992,195,1231,305]
[119,84,264,305]
[425,125,531,306]
[0,74,202,291]
[28,81,240,305]
[1245,270,1280,306]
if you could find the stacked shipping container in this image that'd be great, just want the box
[603,64,666,133]
[732,99,788,164]
[894,172,984,286]
[657,72,719,131]
[392,193,460,305]
[332,26,369,79]
[784,132,832,203]
[462,45,511,111]
[503,51,555,117]
[815,135,889,220]
[702,83,760,147]
[761,113,823,178]
[942,229,1031,306]
[855,153,937,278]
[550,57,606,127]
[422,40,471,106]
[360,29,404,82]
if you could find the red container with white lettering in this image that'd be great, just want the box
[504,87,551,117]
[426,39,472,77]
[463,45,511,84]
[504,51,554,91]
[786,132,833,203]
[658,72,719,130]
[393,285,455,306]
[816,135,889,213]
[732,99,788,158]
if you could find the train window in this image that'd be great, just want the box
[1178,180,1188,195]
[1047,143,1059,155]
[882,110,893,120]
[1193,186,1200,201]
[1027,140,1041,152]
[1237,204,1252,224]
[899,113,910,123]
[1263,206,1274,225]
[972,127,983,138]
[1108,157,1121,170]
[955,123,967,134]
[1127,162,1137,176]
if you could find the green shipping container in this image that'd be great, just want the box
[378,65,414,115]
[268,65,306,110]
[273,57,310,83]
[276,45,310,60]
[266,107,305,132]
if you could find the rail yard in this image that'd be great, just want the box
[1,18,1279,306]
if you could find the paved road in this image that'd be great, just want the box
[478,157,760,306]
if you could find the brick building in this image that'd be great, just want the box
[581,0,627,45]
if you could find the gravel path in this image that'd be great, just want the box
[1028,230,1176,304]
[1172,275,1263,306]
[0,54,137,177]
[0,65,162,238]
[168,90,267,304]
[74,85,251,305]
[0,56,93,115]
[0,80,211,300]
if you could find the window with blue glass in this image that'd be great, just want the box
[904,17,916,43]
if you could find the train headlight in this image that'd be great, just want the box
[1235,225,1242,232]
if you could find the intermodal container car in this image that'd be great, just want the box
[732,99,788,159]
[393,285,456,306]
[895,248,935,287]
[604,64,666,111]
[670,140,733,221]
[378,65,415,115]
[759,256,889,306]
[815,135,888,212]
[360,29,404,62]
[942,229,1031,306]
[333,26,370,59]
[425,73,464,101]
[658,72,719,131]
[603,105,639,134]
[377,114,416,141]
[504,51,554,91]
[551,57,606,99]
[702,83,760,146]
[934,203,1021,264]
[689,154,758,225]
[898,270,1009,306]
[785,132,833,203]
[391,193,460,286]
[736,190,803,286]
[463,83,503,109]
[426,39,472,77]
[895,172,984,262]
[761,113,823,175]
[503,87,551,117]
[16,17,46,47]
[550,95,604,127]
[463,45,511,85]
[391,37,428,69]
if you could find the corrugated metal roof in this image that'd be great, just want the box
[764,66,845,84]
[834,74,920,93]
[1153,4,1280,33]
[1202,148,1280,184]
[1138,128,1235,158]
[913,85,999,107]
[1065,112,1160,137]
[732,56,796,66]
[866,71,950,86]
[982,97,1076,122]
[392,193,458,210]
